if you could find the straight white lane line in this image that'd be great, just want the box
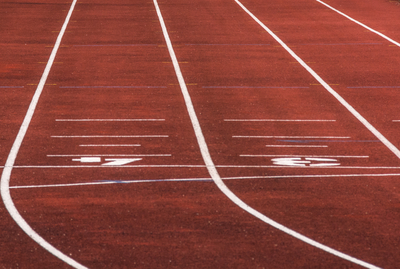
[79,144,141,147]
[266,145,328,148]
[10,173,400,189]
[234,136,350,139]
[51,135,168,138]
[56,119,165,122]
[7,165,400,169]
[0,1,87,269]
[317,0,400,47]
[156,0,380,268]
[225,119,336,122]
[47,154,171,157]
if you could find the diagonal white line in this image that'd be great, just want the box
[0,1,87,268]
[317,0,400,47]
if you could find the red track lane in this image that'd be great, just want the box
[1,0,400,268]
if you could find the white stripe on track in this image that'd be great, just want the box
[10,173,400,189]
[317,0,400,47]
[0,1,87,269]
[155,0,381,268]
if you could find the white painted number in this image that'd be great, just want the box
[72,157,142,166]
[272,157,340,167]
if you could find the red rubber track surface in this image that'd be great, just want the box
[1,0,400,268]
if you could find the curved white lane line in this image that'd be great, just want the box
[317,0,400,47]
[154,0,381,268]
[0,1,87,268]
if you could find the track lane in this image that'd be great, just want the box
[5,0,400,268]
[1,0,338,268]
[158,0,400,267]
[0,1,78,268]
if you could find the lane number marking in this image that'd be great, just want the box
[72,157,142,166]
[272,157,340,167]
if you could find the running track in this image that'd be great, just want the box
[1,0,400,268]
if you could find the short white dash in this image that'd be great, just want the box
[56,119,165,122]
[225,119,336,122]
[51,135,168,138]
[234,136,350,139]
[79,144,141,147]
[47,154,171,157]
[266,145,328,148]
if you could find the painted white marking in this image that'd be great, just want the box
[51,135,168,138]
[56,119,164,122]
[317,0,400,47]
[242,154,369,158]
[236,0,400,166]
[9,173,400,189]
[266,145,328,148]
[5,165,400,169]
[225,119,336,122]
[10,178,213,189]
[72,157,101,163]
[0,1,87,268]
[48,154,171,157]
[272,157,311,167]
[79,144,141,147]
[234,136,350,139]
[156,0,380,268]
[102,158,142,166]
[272,157,340,167]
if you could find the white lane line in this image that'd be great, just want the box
[0,1,87,268]
[241,155,369,158]
[317,0,400,47]
[156,0,380,268]
[236,0,400,159]
[10,178,213,189]
[5,165,400,169]
[234,136,350,139]
[51,135,169,138]
[79,144,141,147]
[203,86,309,89]
[266,145,328,148]
[59,85,166,88]
[56,119,165,122]
[225,119,336,122]
[47,154,171,157]
[10,172,400,189]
